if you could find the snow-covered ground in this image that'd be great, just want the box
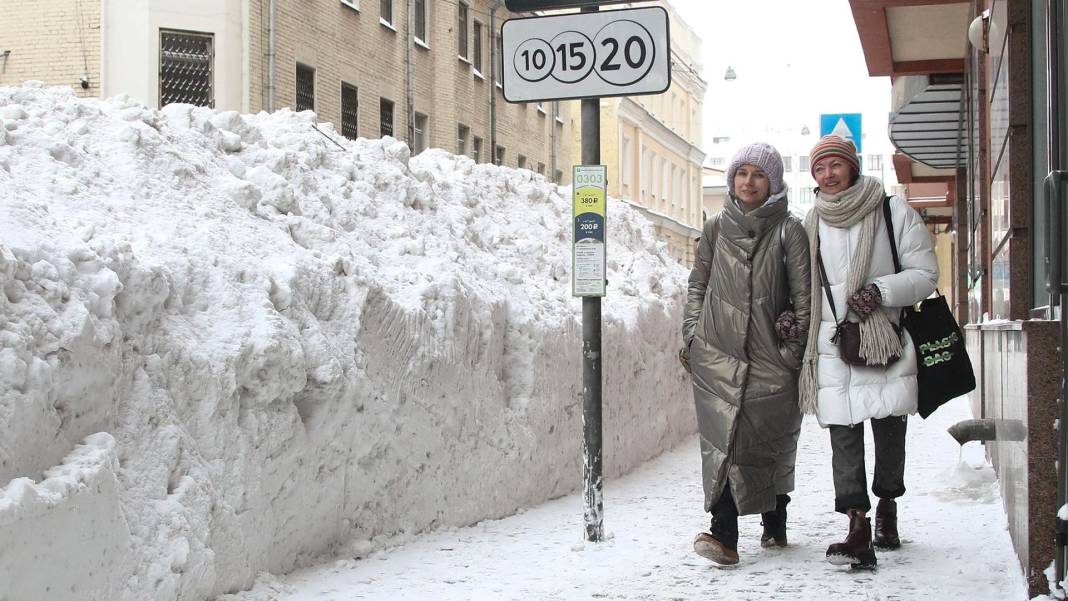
[224,396,1029,601]
[0,84,695,601]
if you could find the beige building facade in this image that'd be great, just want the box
[0,0,572,182]
[568,1,706,264]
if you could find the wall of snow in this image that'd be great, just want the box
[0,84,695,601]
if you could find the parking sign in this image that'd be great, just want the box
[501,7,671,103]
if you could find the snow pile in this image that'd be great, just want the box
[0,83,694,601]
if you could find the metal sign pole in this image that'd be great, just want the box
[580,5,604,545]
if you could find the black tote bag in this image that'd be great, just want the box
[883,199,976,418]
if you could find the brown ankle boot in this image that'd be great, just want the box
[826,509,877,569]
[874,498,900,549]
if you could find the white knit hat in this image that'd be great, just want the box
[726,142,785,196]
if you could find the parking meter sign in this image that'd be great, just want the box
[573,165,607,297]
[502,7,670,103]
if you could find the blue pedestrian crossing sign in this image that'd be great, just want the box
[820,113,863,153]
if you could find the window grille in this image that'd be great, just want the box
[341,83,359,140]
[458,3,469,58]
[380,98,394,137]
[296,64,315,112]
[159,30,214,108]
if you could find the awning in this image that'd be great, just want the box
[888,74,966,170]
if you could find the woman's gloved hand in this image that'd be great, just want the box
[678,346,691,373]
[847,283,883,319]
[774,310,802,341]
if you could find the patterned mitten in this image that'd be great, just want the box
[847,283,883,319]
[774,310,802,341]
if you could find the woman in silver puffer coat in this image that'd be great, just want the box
[681,142,812,566]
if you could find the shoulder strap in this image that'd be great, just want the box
[817,250,840,323]
[883,195,901,273]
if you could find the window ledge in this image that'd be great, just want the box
[458,54,471,65]
[414,37,430,51]
[340,0,359,11]
[472,68,485,80]
[495,81,503,90]
[555,116,563,124]
[380,18,397,32]
[537,106,547,115]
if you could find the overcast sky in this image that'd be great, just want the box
[667,0,894,156]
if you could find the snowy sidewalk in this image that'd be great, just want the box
[230,397,1027,601]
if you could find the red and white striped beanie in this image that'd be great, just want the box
[809,134,860,176]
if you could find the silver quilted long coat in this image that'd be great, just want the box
[682,195,812,516]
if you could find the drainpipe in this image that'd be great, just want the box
[406,0,414,145]
[490,0,504,163]
[266,0,276,111]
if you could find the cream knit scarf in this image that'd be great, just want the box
[798,175,902,413]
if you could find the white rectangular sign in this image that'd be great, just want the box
[573,165,607,297]
[501,7,671,103]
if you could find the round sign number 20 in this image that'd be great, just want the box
[514,19,655,88]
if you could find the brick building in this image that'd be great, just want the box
[0,0,573,182]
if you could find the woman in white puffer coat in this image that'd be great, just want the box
[797,135,937,570]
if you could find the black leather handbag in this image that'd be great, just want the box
[816,249,901,368]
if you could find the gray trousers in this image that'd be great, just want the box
[828,415,907,514]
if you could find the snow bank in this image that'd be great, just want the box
[0,84,694,601]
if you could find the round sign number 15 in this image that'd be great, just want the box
[514,18,656,88]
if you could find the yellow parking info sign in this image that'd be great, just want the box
[573,165,606,297]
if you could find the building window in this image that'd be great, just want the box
[554,169,563,184]
[341,82,358,140]
[712,136,730,144]
[710,157,724,167]
[783,156,792,172]
[494,34,503,84]
[380,98,394,137]
[472,21,483,73]
[341,0,359,10]
[159,30,214,108]
[413,113,428,153]
[295,63,315,112]
[537,162,545,175]
[621,136,631,183]
[457,124,469,155]
[472,136,483,162]
[495,145,505,166]
[800,155,810,171]
[517,154,527,169]
[380,0,392,26]
[414,0,427,44]
[458,3,469,59]
[868,154,882,170]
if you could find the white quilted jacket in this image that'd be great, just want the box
[813,195,939,427]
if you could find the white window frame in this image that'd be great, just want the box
[457,2,469,61]
[380,0,394,29]
[413,0,428,48]
[472,20,484,77]
[414,112,428,154]
[457,124,469,156]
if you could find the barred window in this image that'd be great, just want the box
[295,63,315,112]
[458,3,469,59]
[159,30,214,108]
[341,82,358,140]
[380,98,394,137]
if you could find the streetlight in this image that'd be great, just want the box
[801,125,810,135]
[724,66,737,81]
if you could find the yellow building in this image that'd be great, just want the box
[568,1,706,264]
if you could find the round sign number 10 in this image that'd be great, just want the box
[513,19,656,88]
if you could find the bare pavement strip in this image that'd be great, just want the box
[228,396,1027,601]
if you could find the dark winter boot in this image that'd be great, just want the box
[760,494,790,548]
[694,513,739,565]
[826,509,877,569]
[873,498,900,549]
